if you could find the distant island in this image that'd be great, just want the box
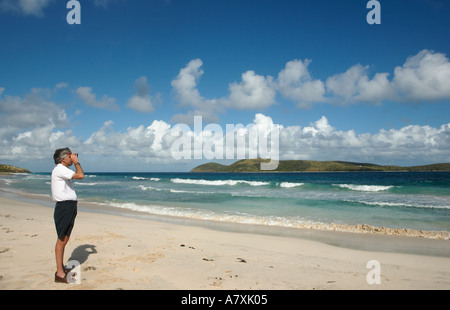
[191,159,450,173]
[0,164,31,173]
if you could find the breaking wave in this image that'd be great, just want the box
[170,178,270,187]
[334,184,394,192]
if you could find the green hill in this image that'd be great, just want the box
[191,159,450,172]
[0,164,31,173]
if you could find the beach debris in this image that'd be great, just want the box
[202,257,214,262]
[208,276,223,287]
[225,270,239,278]
[236,258,247,263]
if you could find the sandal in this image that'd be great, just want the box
[54,272,69,284]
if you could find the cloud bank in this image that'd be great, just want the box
[0,0,53,17]
[1,49,449,170]
[1,86,448,169]
[76,86,120,111]
[171,50,450,121]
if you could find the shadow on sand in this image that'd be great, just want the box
[69,244,97,265]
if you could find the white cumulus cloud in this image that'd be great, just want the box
[76,86,119,111]
[325,49,450,105]
[393,49,450,101]
[171,59,222,124]
[127,76,157,113]
[0,88,79,161]
[170,50,450,120]
[277,59,326,108]
[278,115,450,164]
[225,70,276,110]
[76,114,450,167]
[0,0,53,17]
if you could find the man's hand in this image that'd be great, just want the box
[70,153,84,180]
[70,153,79,164]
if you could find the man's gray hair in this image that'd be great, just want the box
[53,147,72,164]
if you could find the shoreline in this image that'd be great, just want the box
[1,195,450,289]
[192,170,450,173]
[1,188,449,258]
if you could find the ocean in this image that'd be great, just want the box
[1,171,449,236]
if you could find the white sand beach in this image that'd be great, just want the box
[1,195,449,290]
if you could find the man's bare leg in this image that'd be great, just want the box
[55,235,70,278]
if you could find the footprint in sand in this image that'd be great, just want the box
[83,266,97,272]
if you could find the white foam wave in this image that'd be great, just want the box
[170,189,191,194]
[75,182,98,186]
[138,185,164,191]
[170,178,269,187]
[138,185,211,195]
[2,179,17,185]
[106,201,314,228]
[352,200,415,208]
[354,200,450,210]
[99,201,450,239]
[279,182,304,188]
[24,174,50,180]
[132,176,161,181]
[334,184,393,192]
[108,202,179,216]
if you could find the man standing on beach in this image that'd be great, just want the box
[51,147,84,283]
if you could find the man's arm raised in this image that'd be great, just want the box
[71,154,85,180]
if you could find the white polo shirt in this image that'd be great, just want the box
[51,164,77,202]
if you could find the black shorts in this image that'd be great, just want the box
[54,200,78,239]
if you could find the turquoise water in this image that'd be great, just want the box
[1,171,450,233]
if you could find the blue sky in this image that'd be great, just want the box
[0,0,449,172]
